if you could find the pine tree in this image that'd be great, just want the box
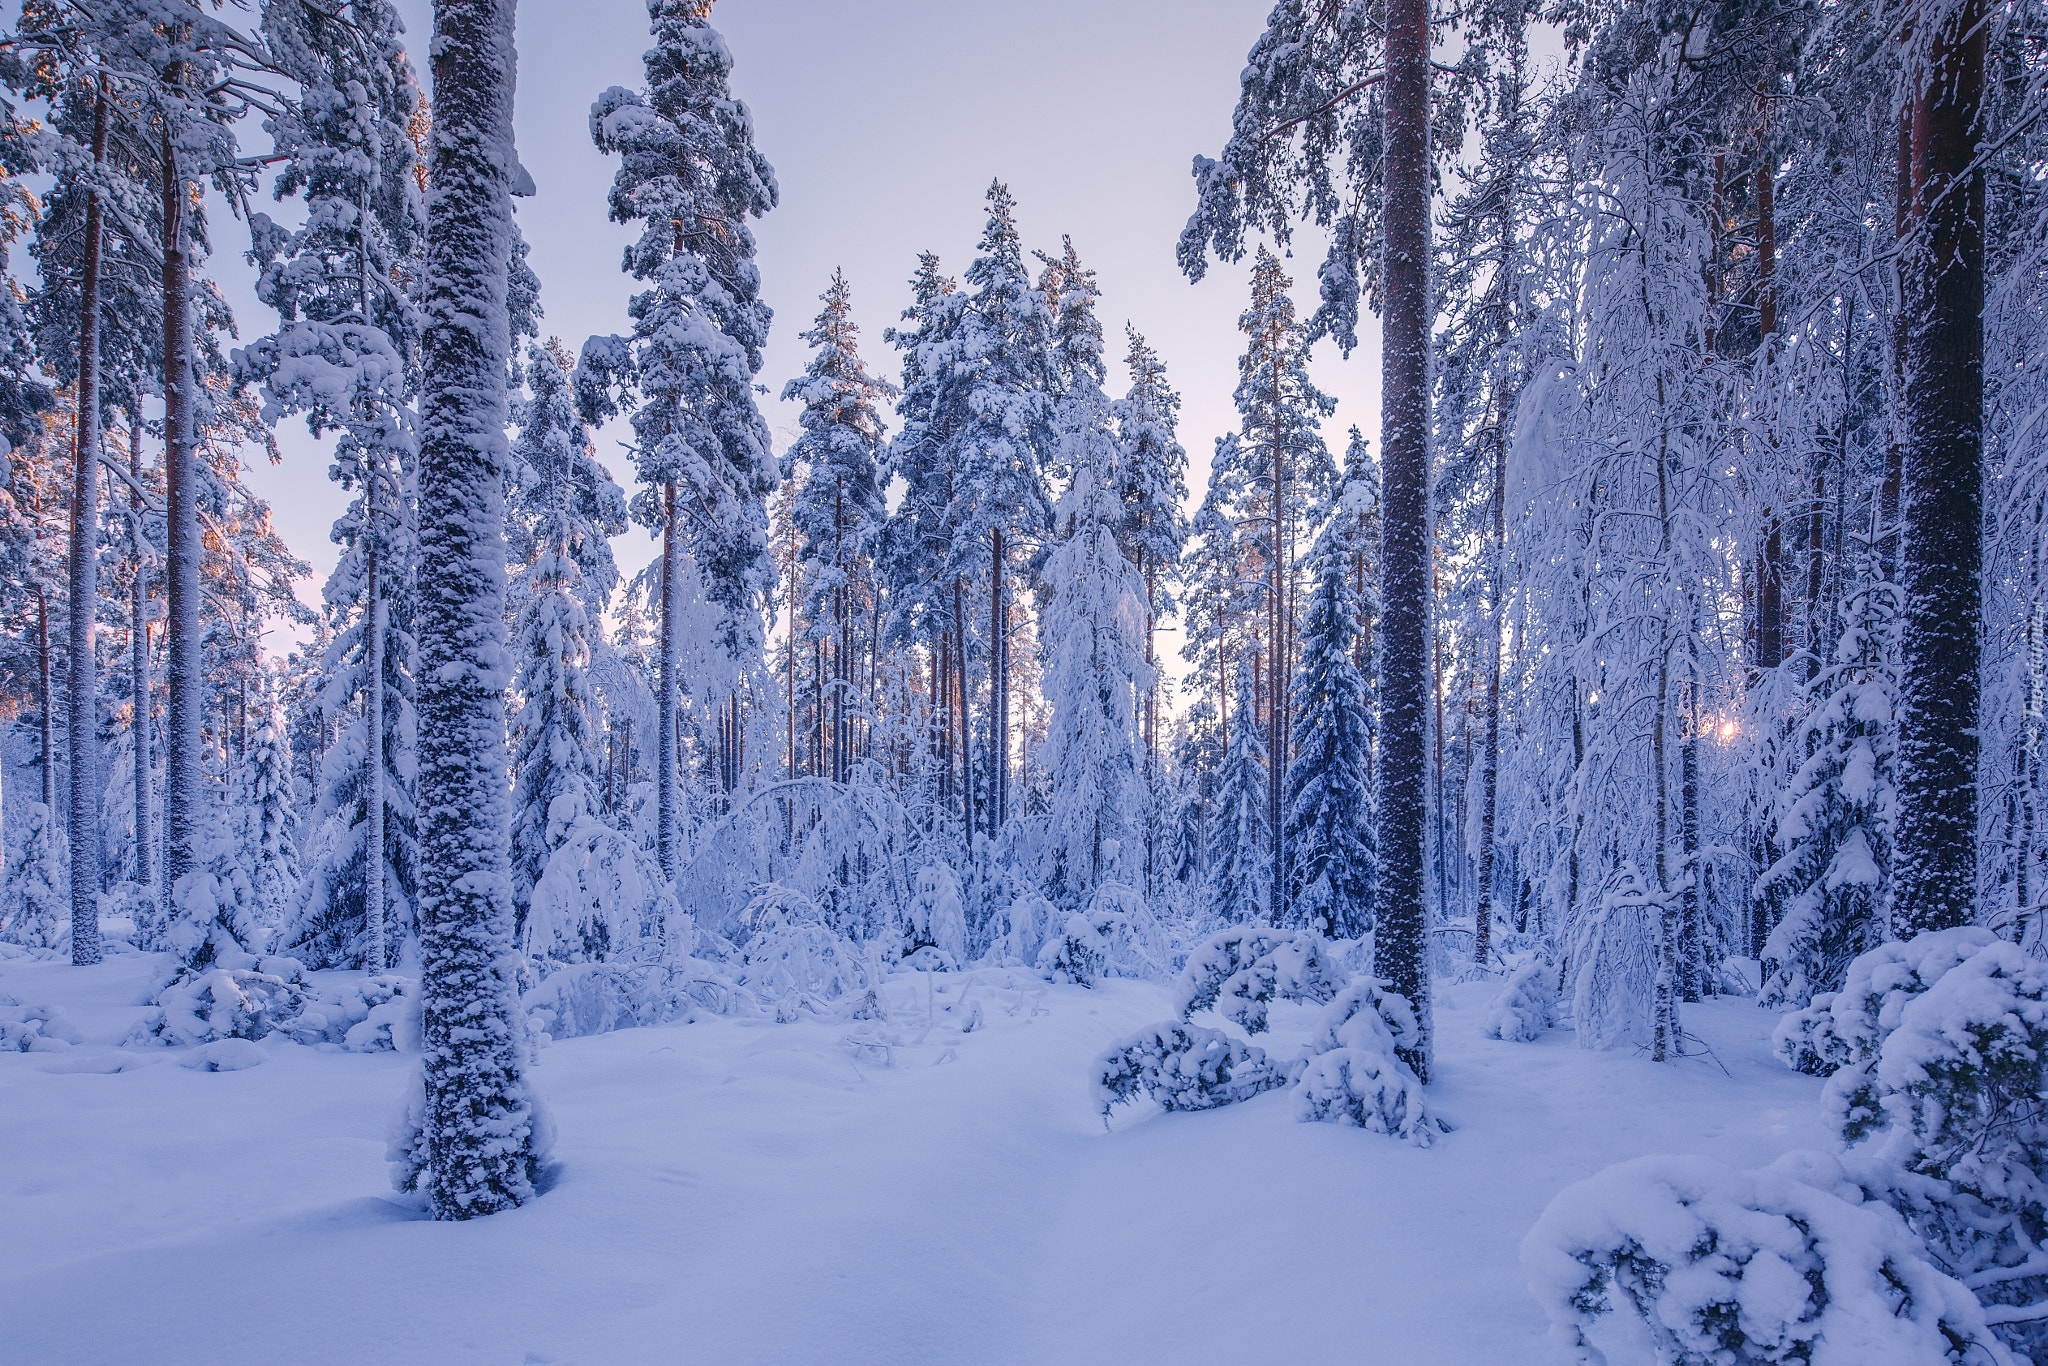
[402,0,545,1221]
[1758,565,1900,1007]
[0,800,62,949]
[1039,319,1150,910]
[780,269,891,786]
[586,0,778,873]
[1285,554,1377,939]
[1208,668,1272,926]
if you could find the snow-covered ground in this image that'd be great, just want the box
[0,953,1827,1365]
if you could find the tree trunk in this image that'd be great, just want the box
[953,578,975,847]
[39,586,54,815]
[657,482,678,879]
[365,504,387,971]
[1377,0,1434,1081]
[161,118,202,895]
[414,0,541,1219]
[67,85,108,965]
[130,423,153,893]
[1475,379,1507,967]
[1893,0,1985,935]
[991,528,1005,829]
[1269,393,1286,927]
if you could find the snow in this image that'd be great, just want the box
[0,953,1835,1364]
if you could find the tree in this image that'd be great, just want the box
[779,269,891,787]
[400,0,546,1220]
[1891,0,1985,935]
[586,0,779,876]
[1285,554,1376,939]
[235,688,299,940]
[1207,666,1272,927]
[1757,564,1899,1007]
[508,338,625,926]
[1038,326,1150,909]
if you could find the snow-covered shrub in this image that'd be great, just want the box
[0,1000,84,1052]
[1845,940,2048,1351]
[523,960,755,1041]
[0,801,63,948]
[1038,911,1109,986]
[734,885,879,1017]
[984,889,1056,968]
[523,801,680,965]
[1483,960,1558,1042]
[894,862,968,968]
[1175,925,1344,1033]
[143,955,310,1047]
[180,1038,268,1072]
[1293,978,1433,1143]
[93,881,154,949]
[1568,863,1662,1050]
[1770,992,1849,1077]
[1521,1153,2012,1366]
[162,835,266,971]
[288,974,419,1052]
[1819,927,1996,1078]
[1093,1021,1286,1118]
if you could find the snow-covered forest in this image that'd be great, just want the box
[1,0,2045,1360]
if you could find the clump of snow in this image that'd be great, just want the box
[1292,978,1433,1144]
[288,974,419,1052]
[1482,960,1557,1042]
[0,1000,84,1052]
[1174,925,1344,1033]
[1521,1153,2012,1366]
[179,1038,269,1072]
[1093,1021,1286,1119]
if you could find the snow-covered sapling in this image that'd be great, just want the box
[1176,925,1345,1033]
[1521,1153,2011,1366]
[1094,1021,1286,1120]
[1483,960,1558,1043]
[1293,978,1433,1143]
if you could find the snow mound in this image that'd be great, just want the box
[180,1039,269,1072]
[289,975,419,1052]
[1175,926,1344,1033]
[1,1001,85,1052]
[1483,961,1557,1042]
[1093,1021,1286,1118]
[1521,1153,2013,1366]
[525,961,756,1040]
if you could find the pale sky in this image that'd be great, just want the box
[229,0,1386,674]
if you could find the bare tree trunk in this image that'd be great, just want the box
[130,422,153,893]
[1378,0,1434,1080]
[991,528,1005,828]
[1893,0,1985,934]
[67,84,109,965]
[657,481,679,880]
[952,579,975,848]
[162,116,203,894]
[365,502,387,970]
[39,586,54,814]
[1475,378,1507,967]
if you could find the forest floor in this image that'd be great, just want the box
[0,951,1829,1365]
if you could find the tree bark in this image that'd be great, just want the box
[1893,0,1985,935]
[161,116,202,895]
[130,423,153,893]
[68,84,109,965]
[39,586,54,815]
[1377,0,1434,1080]
[364,496,387,970]
[657,481,678,879]
[415,0,541,1219]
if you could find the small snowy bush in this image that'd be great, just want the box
[1522,1153,2013,1366]
[895,862,968,968]
[1770,992,1849,1077]
[288,974,419,1052]
[1484,961,1558,1042]
[1568,863,1662,1050]
[524,801,677,966]
[1175,926,1344,1033]
[734,886,879,1017]
[0,802,63,949]
[1093,1020,1286,1118]
[1038,911,1109,986]
[524,961,755,1040]
[1293,978,1433,1144]
[0,1000,84,1052]
[142,955,310,1047]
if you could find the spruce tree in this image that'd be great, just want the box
[1208,668,1273,926]
[1284,555,1377,939]
[235,691,300,942]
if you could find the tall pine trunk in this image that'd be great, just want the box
[414,0,542,1218]
[1377,0,1434,1081]
[365,511,387,970]
[68,84,108,966]
[1893,0,1985,935]
[130,424,153,893]
[38,587,53,813]
[657,482,678,878]
[161,118,202,895]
